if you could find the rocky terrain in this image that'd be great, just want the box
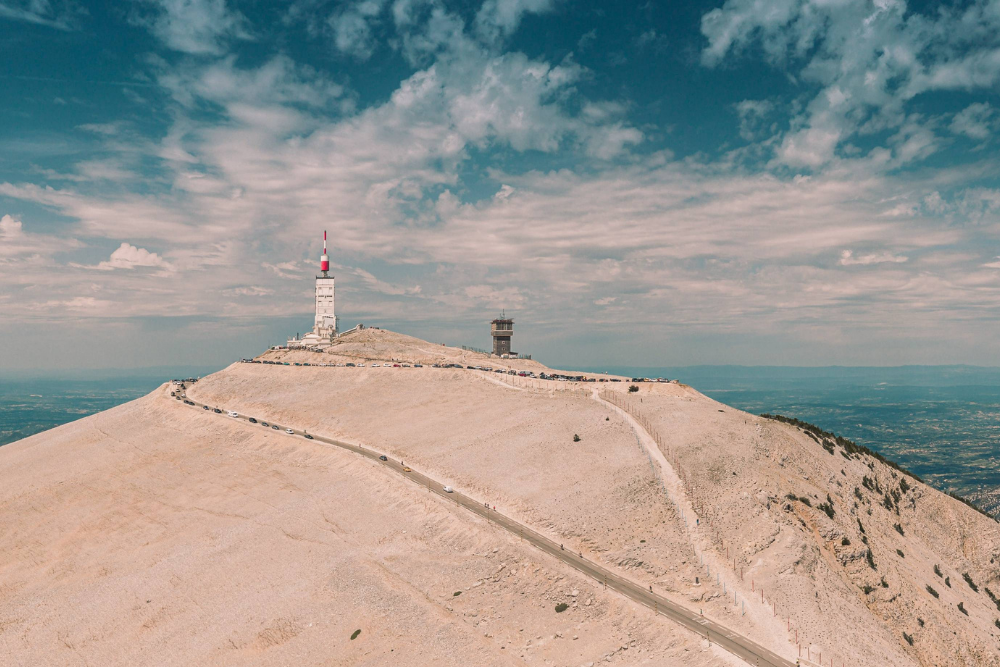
[2,328,998,666]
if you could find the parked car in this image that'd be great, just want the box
[203,405,210,410]
[443,486,454,493]
[285,428,294,434]
[304,434,313,439]
[271,425,279,430]
[261,421,269,426]
[402,466,412,472]
[248,417,257,423]
[214,408,222,414]
[379,455,388,461]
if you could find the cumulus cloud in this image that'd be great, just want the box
[839,250,908,266]
[96,242,170,271]
[0,214,82,257]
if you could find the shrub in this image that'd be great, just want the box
[351,629,361,640]
[894,523,904,536]
[786,493,799,502]
[862,584,874,594]
[628,385,639,393]
[995,619,1000,630]
[854,487,864,501]
[861,535,869,545]
[945,576,951,588]
[934,564,942,578]
[899,478,910,493]
[903,632,913,646]
[926,585,939,598]
[881,577,888,588]
[799,497,812,507]
[453,591,462,596]
[962,572,979,593]
[866,549,877,570]
[555,603,569,613]
[917,617,924,627]
[857,519,866,534]
[841,537,851,546]
[817,502,835,519]
[862,476,874,491]
[605,416,609,421]
[573,434,581,442]
[896,549,905,558]
[883,494,895,511]
[958,602,968,616]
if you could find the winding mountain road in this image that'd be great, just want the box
[174,387,793,667]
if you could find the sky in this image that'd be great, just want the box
[1,0,1000,370]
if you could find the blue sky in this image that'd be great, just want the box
[2,0,1000,370]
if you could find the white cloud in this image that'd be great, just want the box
[950,103,995,140]
[704,0,1000,170]
[132,0,251,55]
[329,0,388,60]
[839,250,908,266]
[0,0,85,30]
[95,242,170,271]
[474,0,555,44]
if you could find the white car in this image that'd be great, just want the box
[357,363,365,367]
[443,486,454,493]
[227,411,239,417]
[372,363,381,367]
[285,428,294,434]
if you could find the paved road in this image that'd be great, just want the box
[174,390,793,667]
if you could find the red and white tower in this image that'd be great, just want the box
[320,230,330,274]
[313,230,337,337]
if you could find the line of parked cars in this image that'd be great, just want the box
[238,358,660,383]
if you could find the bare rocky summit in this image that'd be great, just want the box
[2,329,998,666]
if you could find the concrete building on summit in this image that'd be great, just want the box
[491,313,514,356]
[288,231,338,349]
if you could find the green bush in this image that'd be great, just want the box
[962,572,979,593]
[880,577,888,588]
[917,617,924,627]
[958,602,968,615]
[573,434,580,442]
[893,523,904,536]
[841,537,851,546]
[903,632,913,646]
[866,549,877,570]
[555,603,569,613]
[453,591,462,596]
[896,549,905,558]
[934,564,942,578]
[862,584,874,594]
[926,585,939,598]
[817,502,835,519]
[899,478,910,493]
[351,629,361,640]
[628,385,639,393]
[945,576,951,588]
